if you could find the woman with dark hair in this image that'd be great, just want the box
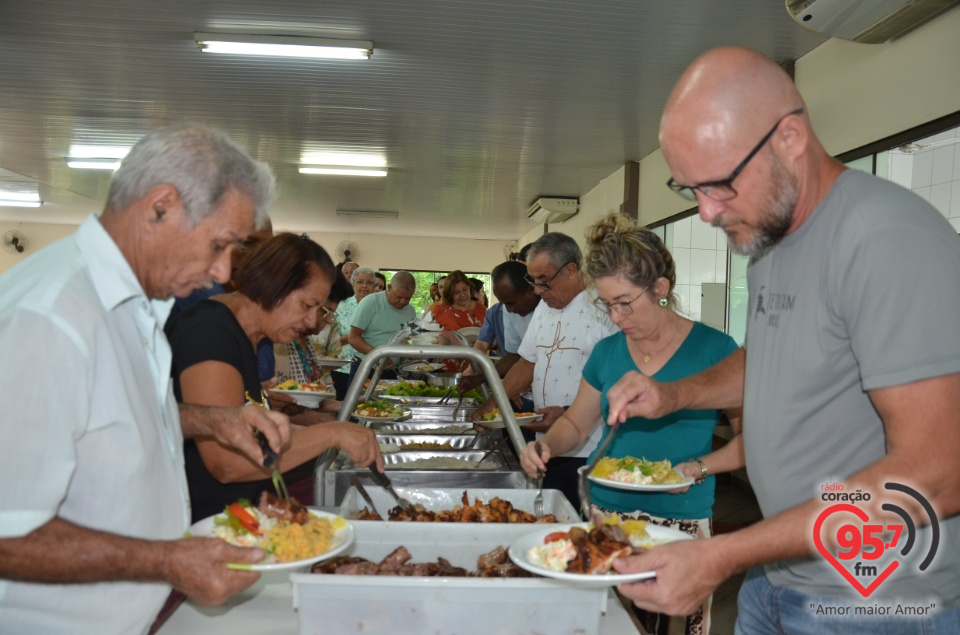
[166,233,382,522]
[431,270,486,331]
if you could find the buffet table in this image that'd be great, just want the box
[158,573,642,634]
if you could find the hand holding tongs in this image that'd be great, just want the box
[368,466,415,513]
[350,475,383,519]
[254,429,290,502]
[247,390,291,503]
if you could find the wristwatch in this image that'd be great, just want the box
[693,459,708,485]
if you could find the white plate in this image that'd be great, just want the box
[476,413,542,429]
[507,523,692,587]
[271,389,335,408]
[188,509,354,572]
[586,472,695,492]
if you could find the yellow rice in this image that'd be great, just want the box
[261,515,344,562]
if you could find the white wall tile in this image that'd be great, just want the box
[673,216,692,249]
[689,248,717,285]
[673,284,692,319]
[690,216,716,250]
[664,223,674,250]
[889,152,913,189]
[950,216,960,233]
[911,151,934,189]
[953,145,960,182]
[673,247,691,285]
[715,250,728,284]
[913,186,931,202]
[715,226,728,252]
[929,182,952,218]
[950,182,960,218]
[686,287,702,321]
[931,146,955,185]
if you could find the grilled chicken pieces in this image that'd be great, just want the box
[356,491,558,523]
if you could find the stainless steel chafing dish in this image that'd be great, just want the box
[376,434,493,450]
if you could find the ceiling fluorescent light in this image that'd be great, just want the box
[299,165,388,177]
[336,210,399,219]
[0,191,42,207]
[65,158,122,170]
[195,33,372,60]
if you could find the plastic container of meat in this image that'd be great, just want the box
[290,522,607,635]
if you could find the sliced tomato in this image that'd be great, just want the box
[543,531,569,544]
[227,502,261,535]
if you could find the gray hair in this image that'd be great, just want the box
[105,124,275,227]
[351,266,376,284]
[526,232,582,270]
[390,271,416,292]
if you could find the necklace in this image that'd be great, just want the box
[634,324,680,364]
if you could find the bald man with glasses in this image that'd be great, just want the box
[606,47,960,634]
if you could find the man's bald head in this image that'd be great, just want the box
[661,47,806,171]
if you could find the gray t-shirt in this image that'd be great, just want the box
[744,169,960,604]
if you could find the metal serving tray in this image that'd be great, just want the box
[338,486,580,522]
[379,394,479,407]
[290,522,606,635]
[382,450,505,470]
[375,434,490,450]
[373,422,476,435]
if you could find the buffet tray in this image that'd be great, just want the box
[375,433,490,450]
[338,486,580,523]
[373,422,475,435]
[291,522,606,635]
[379,394,479,407]
[382,449,505,470]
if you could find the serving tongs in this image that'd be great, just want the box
[350,474,384,520]
[474,437,506,468]
[368,466,415,513]
[254,429,290,502]
[577,419,621,519]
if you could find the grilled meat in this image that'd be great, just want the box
[563,524,635,575]
[375,491,557,523]
[310,546,531,578]
[258,491,310,525]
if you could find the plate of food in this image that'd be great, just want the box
[351,400,411,423]
[507,520,691,587]
[271,380,335,408]
[189,494,354,572]
[585,456,694,492]
[476,408,542,429]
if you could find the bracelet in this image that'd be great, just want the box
[693,459,708,485]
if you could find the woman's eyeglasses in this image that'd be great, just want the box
[594,290,647,316]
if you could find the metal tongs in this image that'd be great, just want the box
[577,419,620,519]
[350,474,383,519]
[368,466,415,513]
[474,436,505,467]
[254,429,290,502]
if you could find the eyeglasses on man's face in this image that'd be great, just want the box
[595,290,646,316]
[524,261,573,291]
[666,108,804,203]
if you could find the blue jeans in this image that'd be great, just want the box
[735,567,960,635]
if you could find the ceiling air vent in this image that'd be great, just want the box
[527,197,579,224]
[786,0,959,43]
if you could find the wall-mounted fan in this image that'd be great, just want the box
[335,240,360,264]
[2,230,28,255]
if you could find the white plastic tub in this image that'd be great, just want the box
[290,522,607,635]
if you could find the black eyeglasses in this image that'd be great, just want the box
[666,108,804,202]
[594,290,646,316]
[524,261,573,291]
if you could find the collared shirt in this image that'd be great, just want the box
[477,303,505,350]
[518,290,617,458]
[0,215,189,634]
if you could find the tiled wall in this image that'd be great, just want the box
[885,126,960,231]
[661,215,728,322]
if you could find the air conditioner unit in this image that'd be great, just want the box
[527,197,580,224]
[786,0,959,43]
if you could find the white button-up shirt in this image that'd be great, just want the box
[0,215,189,634]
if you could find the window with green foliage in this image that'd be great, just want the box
[380,270,492,316]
